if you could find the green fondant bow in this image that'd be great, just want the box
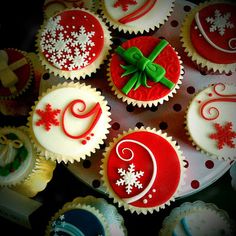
[115,39,175,95]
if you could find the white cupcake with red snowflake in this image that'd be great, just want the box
[185,83,236,161]
[28,82,111,163]
[100,127,185,214]
[36,8,112,80]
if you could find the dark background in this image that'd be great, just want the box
[0,0,236,235]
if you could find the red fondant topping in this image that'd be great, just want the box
[110,36,181,101]
[107,131,181,208]
[36,104,61,131]
[190,3,236,64]
[209,122,236,149]
[114,0,137,11]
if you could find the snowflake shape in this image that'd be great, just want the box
[114,0,137,11]
[206,9,234,36]
[68,48,89,70]
[42,16,64,38]
[36,104,61,131]
[116,163,144,194]
[209,122,236,150]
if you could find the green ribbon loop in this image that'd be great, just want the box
[115,39,175,95]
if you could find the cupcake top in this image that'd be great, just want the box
[100,0,175,34]
[36,8,112,79]
[100,127,185,214]
[186,83,236,161]
[0,126,35,186]
[159,201,235,236]
[108,36,183,107]
[28,82,111,163]
[0,48,33,99]
[181,0,236,73]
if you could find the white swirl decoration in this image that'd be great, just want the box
[116,139,157,204]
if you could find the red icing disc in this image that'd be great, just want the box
[106,131,182,208]
[190,3,236,64]
[110,36,181,101]
[0,49,31,97]
[40,9,104,71]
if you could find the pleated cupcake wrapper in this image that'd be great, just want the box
[180,0,236,74]
[100,126,186,215]
[36,7,112,80]
[184,83,236,161]
[27,82,112,164]
[159,200,235,236]
[99,0,175,35]
[45,202,110,236]
[107,51,184,108]
[0,49,34,100]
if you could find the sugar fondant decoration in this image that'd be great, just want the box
[114,0,137,12]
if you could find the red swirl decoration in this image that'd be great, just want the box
[62,99,102,139]
[200,83,236,120]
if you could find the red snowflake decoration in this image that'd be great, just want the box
[114,0,137,11]
[36,104,61,131]
[209,122,236,150]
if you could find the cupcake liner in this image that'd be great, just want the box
[28,82,111,164]
[180,0,236,74]
[159,201,236,236]
[107,37,184,108]
[0,48,34,100]
[100,0,175,34]
[100,127,186,214]
[45,201,110,236]
[185,82,236,161]
[36,7,112,80]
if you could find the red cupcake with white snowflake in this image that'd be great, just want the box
[28,82,111,163]
[36,8,112,79]
[185,83,236,161]
[180,1,236,74]
[100,127,185,214]
[108,36,184,108]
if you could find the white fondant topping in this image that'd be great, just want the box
[195,12,236,53]
[115,139,157,203]
[32,86,110,158]
[187,83,236,159]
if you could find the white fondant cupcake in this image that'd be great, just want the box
[28,82,111,164]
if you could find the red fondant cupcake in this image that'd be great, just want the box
[100,127,185,214]
[180,1,236,74]
[107,36,184,108]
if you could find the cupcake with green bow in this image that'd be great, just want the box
[107,36,184,108]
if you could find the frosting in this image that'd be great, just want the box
[50,207,107,236]
[106,130,182,208]
[40,9,104,71]
[103,0,174,32]
[31,84,110,162]
[187,83,236,159]
[0,49,31,97]
[190,3,236,64]
[110,36,181,101]
[0,127,35,186]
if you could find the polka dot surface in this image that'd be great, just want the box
[40,0,235,199]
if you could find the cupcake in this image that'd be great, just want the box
[0,48,33,100]
[185,82,236,161]
[108,36,184,108]
[100,127,185,214]
[0,126,56,198]
[36,8,112,80]
[45,195,127,236]
[180,0,236,74]
[100,0,175,34]
[43,0,96,19]
[28,82,111,164]
[159,201,236,236]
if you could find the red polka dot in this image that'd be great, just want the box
[205,160,214,169]
[91,133,94,136]
[208,93,212,97]
[86,136,90,140]
[82,140,87,145]
[183,160,189,168]
[191,180,200,189]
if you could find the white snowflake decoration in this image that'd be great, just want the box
[116,163,144,194]
[206,9,234,36]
